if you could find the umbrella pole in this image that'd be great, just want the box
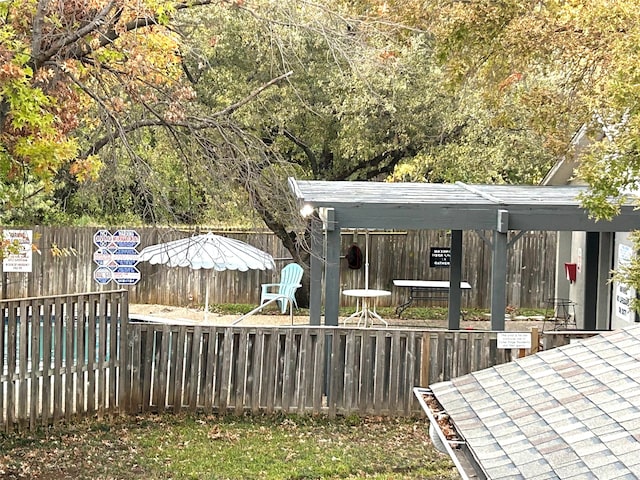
[204,271,210,321]
[365,230,369,290]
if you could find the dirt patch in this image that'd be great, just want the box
[128,303,545,331]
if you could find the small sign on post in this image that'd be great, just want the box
[497,332,532,349]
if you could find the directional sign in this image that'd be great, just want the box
[112,229,140,248]
[111,247,140,267]
[93,229,113,248]
[93,266,113,285]
[112,266,141,285]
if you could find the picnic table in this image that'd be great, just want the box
[393,280,472,317]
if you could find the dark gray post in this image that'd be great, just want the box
[309,216,323,325]
[448,230,463,329]
[583,232,600,330]
[596,232,613,330]
[323,208,341,326]
[490,210,509,330]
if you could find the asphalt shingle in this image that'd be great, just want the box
[427,324,640,479]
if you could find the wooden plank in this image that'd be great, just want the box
[64,298,75,421]
[108,294,119,410]
[218,329,233,414]
[241,330,253,412]
[281,329,293,413]
[29,299,43,431]
[156,325,171,411]
[296,329,310,415]
[433,333,444,383]
[151,327,163,409]
[343,330,356,414]
[129,324,142,413]
[312,331,325,414]
[196,328,209,409]
[373,330,387,415]
[388,331,401,414]
[361,331,374,413]
[289,331,302,413]
[97,294,108,418]
[86,298,97,414]
[118,290,129,413]
[182,330,193,408]
[404,332,417,416]
[167,326,179,411]
[420,333,430,386]
[263,332,277,414]
[326,331,338,418]
[250,330,264,414]
[172,326,187,413]
[141,325,155,412]
[18,300,28,430]
[236,329,251,414]
[5,303,17,431]
[52,297,64,423]
[188,327,202,412]
[41,298,55,425]
[75,296,86,418]
[202,327,217,412]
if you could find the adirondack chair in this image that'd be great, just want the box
[260,263,304,314]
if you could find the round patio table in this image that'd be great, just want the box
[342,289,391,328]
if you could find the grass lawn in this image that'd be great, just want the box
[0,413,458,479]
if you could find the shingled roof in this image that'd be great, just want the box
[417,325,640,479]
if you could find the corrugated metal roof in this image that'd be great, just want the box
[426,325,640,479]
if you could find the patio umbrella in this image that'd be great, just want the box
[138,232,275,319]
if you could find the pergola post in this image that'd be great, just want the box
[448,230,463,329]
[309,215,323,325]
[322,208,341,326]
[490,210,509,330]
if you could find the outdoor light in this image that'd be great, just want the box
[300,204,315,217]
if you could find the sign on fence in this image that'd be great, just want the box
[2,229,33,273]
[497,332,532,349]
[92,229,140,285]
[429,247,451,268]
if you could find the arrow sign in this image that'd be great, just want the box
[112,266,141,285]
[111,247,140,266]
[93,266,113,285]
[112,230,140,248]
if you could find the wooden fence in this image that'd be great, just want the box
[1,226,557,309]
[2,292,595,433]
[1,291,129,432]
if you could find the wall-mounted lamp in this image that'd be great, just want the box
[300,204,315,217]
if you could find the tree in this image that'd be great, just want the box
[1,0,582,302]
[413,0,640,208]
[417,0,640,291]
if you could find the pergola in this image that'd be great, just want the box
[289,178,640,330]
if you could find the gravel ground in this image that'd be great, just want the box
[129,303,546,331]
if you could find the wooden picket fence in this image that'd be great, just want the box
[1,292,598,432]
